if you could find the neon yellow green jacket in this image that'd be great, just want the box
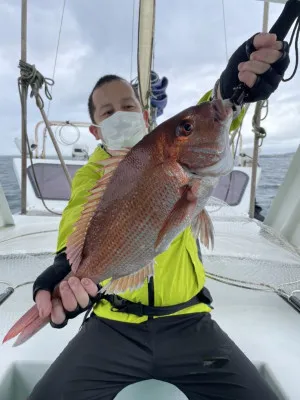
[56,90,245,323]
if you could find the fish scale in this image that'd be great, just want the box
[81,162,186,282]
[2,99,234,346]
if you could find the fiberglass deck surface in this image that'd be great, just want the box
[1,212,300,398]
[0,269,300,399]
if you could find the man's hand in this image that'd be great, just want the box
[33,252,100,328]
[238,33,283,88]
[219,32,290,103]
[36,277,99,326]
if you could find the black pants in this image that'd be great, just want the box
[28,312,278,400]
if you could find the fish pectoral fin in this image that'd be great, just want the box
[100,261,155,295]
[66,154,126,274]
[191,208,214,250]
[155,187,197,251]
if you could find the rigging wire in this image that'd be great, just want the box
[221,0,229,62]
[46,0,67,118]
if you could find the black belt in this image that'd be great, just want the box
[101,286,213,317]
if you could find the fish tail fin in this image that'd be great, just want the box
[2,304,49,347]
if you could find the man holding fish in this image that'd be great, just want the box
[5,33,289,399]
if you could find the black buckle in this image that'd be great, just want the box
[110,295,127,309]
[197,287,213,309]
[110,295,145,317]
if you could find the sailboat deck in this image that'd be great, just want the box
[0,212,299,399]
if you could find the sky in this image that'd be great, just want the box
[0,0,299,156]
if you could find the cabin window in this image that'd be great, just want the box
[27,163,248,206]
[211,170,249,206]
[27,163,82,201]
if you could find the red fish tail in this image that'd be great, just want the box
[2,304,49,346]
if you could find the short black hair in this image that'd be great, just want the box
[88,74,139,124]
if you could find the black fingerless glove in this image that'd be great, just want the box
[33,250,102,329]
[32,250,71,302]
[219,33,290,103]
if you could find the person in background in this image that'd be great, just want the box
[29,32,289,400]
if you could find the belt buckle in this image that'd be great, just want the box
[110,296,145,317]
[110,295,128,312]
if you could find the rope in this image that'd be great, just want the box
[260,99,268,121]
[17,60,72,215]
[0,230,58,244]
[18,60,54,109]
[248,100,266,218]
[17,62,60,215]
[205,272,291,299]
[0,280,35,291]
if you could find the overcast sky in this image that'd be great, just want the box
[0,0,299,156]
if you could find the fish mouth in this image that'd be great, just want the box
[201,150,234,177]
[189,146,225,156]
[198,99,234,176]
[186,150,233,178]
[192,98,233,156]
[212,99,234,123]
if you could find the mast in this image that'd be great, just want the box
[137,0,156,131]
[20,0,28,214]
[262,1,270,31]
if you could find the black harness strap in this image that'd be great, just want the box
[147,276,155,320]
[101,286,213,318]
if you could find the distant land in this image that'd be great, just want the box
[260,152,296,158]
[0,152,297,159]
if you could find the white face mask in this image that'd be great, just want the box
[93,111,147,150]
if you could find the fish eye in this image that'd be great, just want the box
[183,122,192,132]
[176,120,194,137]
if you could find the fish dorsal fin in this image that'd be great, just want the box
[106,148,131,157]
[66,151,129,274]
